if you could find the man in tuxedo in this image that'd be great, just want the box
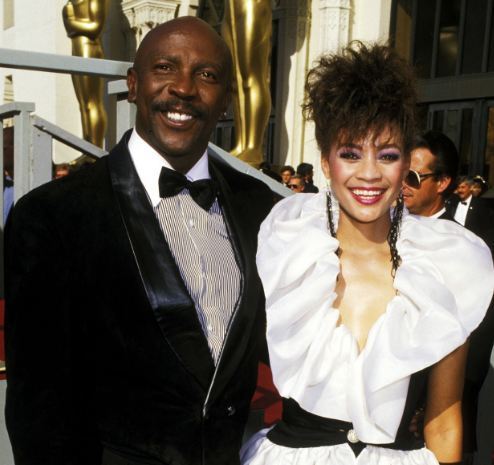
[403,131,494,464]
[5,17,273,465]
[447,176,494,253]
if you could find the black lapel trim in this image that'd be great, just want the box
[108,132,214,390]
[207,158,260,399]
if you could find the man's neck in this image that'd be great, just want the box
[414,198,445,217]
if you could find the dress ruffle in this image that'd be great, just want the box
[256,192,494,445]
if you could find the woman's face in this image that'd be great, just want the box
[471,183,482,197]
[321,127,408,225]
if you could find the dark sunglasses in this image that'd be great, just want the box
[288,184,302,189]
[405,169,437,189]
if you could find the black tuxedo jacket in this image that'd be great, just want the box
[446,196,494,254]
[5,133,274,465]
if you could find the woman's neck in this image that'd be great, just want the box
[336,210,391,250]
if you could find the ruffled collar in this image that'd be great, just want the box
[257,191,494,444]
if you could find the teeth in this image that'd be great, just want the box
[167,112,193,122]
[352,189,383,196]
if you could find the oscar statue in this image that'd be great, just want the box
[221,0,272,166]
[63,0,108,152]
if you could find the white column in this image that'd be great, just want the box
[121,0,182,46]
[299,0,352,189]
[273,0,311,169]
[318,0,351,54]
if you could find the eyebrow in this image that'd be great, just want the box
[338,142,401,150]
[151,54,224,70]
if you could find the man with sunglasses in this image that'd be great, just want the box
[402,130,458,219]
[403,130,494,465]
[287,175,305,193]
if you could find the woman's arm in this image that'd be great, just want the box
[424,341,469,464]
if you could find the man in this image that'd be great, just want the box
[5,17,273,465]
[296,162,318,193]
[447,176,494,253]
[287,174,305,193]
[402,130,458,219]
[279,165,294,187]
[403,131,494,464]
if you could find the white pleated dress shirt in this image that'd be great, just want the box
[128,129,241,363]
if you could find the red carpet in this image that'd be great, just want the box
[251,362,282,426]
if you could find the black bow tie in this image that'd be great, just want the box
[460,201,467,205]
[158,166,217,211]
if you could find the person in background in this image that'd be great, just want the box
[279,165,295,187]
[287,174,305,193]
[402,130,458,219]
[5,17,273,465]
[296,162,319,193]
[53,163,71,179]
[447,175,494,254]
[403,130,494,465]
[471,175,488,198]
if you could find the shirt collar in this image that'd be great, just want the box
[430,207,446,219]
[128,129,210,207]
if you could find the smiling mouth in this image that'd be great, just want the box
[350,188,386,204]
[166,111,193,122]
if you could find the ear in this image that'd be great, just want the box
[127,68,138,103]
[321,154,331,180]
[436,175,452,194]
[402,158,411,182]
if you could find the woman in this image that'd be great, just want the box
[241,43,494,465]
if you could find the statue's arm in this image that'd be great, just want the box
[62,0,106,39]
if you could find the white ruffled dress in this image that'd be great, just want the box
[241,192,494,465]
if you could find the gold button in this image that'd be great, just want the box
[347,429,359,443]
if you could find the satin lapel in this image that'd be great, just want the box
[208,159,259,398]
[108,133,214,390]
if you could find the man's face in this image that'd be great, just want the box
[127,20,230,165]
[402,148,443,215]
[288,177,304,193]
[456,182,472,201]
[303,170,313,183]
[281,170,292,185]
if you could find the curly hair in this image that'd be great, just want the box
[303,42,417,155]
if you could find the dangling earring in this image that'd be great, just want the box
[388,191,404,276]
[326,189,342,257]
[326,190,337,238]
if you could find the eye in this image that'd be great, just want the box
[379,151,401,162]
[198,70,218,81]
[338,150,360,161]
[155,62,172,72]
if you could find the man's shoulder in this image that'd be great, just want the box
[12,156,111,219]
[210,157,273,196]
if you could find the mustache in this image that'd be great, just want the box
[151,99,204,118]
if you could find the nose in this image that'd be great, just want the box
[357,154,382,182]
[168,71,197,100]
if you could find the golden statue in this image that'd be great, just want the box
[63,0,108,149]
[221,0,272,166]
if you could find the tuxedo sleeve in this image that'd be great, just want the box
[4,192,100,465]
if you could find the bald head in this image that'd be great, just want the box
[133,16,232,87]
